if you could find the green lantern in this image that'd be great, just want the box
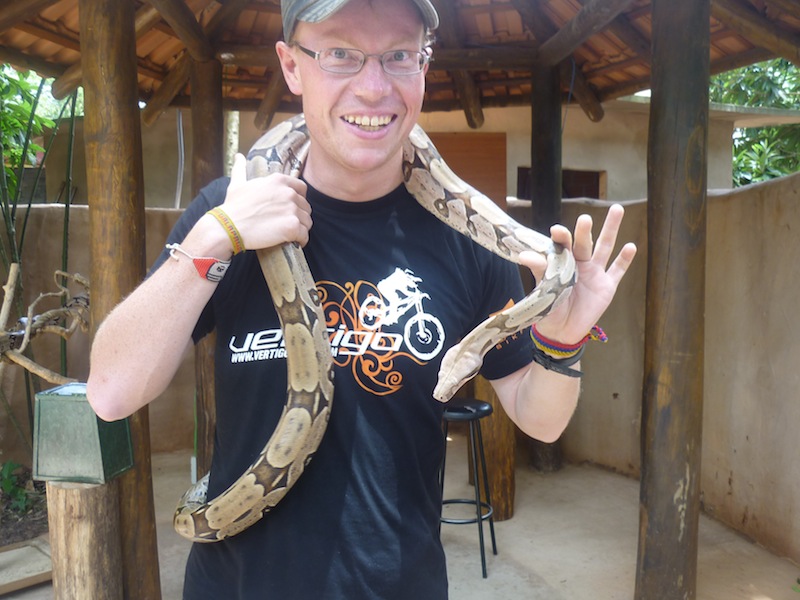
[32,382,133,484]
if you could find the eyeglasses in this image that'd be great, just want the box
[293,44,430,76]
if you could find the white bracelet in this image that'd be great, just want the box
[166,243,231,283]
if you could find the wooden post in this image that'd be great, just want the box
[473,376,516,520]
[191,58,225,476]
[527,62,565,472]
[47,482,123,599]
[635,0,709,598]
[79,0,161,597]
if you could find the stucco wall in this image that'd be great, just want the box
[46,104,734,208]
[509,172,800,564]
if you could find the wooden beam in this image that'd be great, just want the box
[431,0,484,128]
[78,0,161,597]
[142,53,192,126]
[595,47,774,103]
[216,43,282,68]
[190,57,225,478]
[537,0,635,66]
[0,0,59,34]
[254,72,289,130]
[141,0,250,126]
[711,0,800,67]
[560,59,604,122]
[763,0,800,17]
[13,20,81,52]
[0,45,65,78]
[573,0,652,64]
[512,0,606,122]
[635,0,709,597]
[148,0,214,62]
[51,3,164,99]
[529,63,562,232]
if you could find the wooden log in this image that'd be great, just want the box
[0,45,65,78]
[148,0,213,62]
[254,72,288,131]
[473,376,516,521]
[634,0,709,598]
[712,0,800,67]
[142,0,249,127]
[79,0,161,598]
[431,0,484,129]
[526,62,566,471]
[529,63,562,231]
[537,0,635,66]
[191,57,225,476]
[0,0,59,34]
[47,482,123,600]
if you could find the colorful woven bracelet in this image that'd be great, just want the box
[531,324,608,360]
[207,206,245,255]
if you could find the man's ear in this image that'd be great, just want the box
[275,41,303,95]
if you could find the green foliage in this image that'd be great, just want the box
[0,460,32,514]
[0,65,54,205]
[709,59,800,186]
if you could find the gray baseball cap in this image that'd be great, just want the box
[282,0,440,41]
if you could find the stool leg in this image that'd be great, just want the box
[475,419,497,556]
[468,421,488,578]
[439,420,449,499]
[439,420,449,535]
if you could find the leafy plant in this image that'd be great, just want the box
[1,460,32,514]
[710,59,800,186]
[1,66,81,453]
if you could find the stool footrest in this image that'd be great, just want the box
[441,498,494,525]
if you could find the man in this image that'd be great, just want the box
[87,0,636,597]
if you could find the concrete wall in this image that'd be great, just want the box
[509,172,800,565]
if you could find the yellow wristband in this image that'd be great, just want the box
[208,207,245,254]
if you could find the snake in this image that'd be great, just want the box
[173,113,576,543]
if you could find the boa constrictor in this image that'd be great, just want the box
[173,113,576,543]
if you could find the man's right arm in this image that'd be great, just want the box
[87,157,312,421]
[86,212,232,421]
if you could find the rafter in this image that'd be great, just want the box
[142,0,251,126]
[431,0,484,128]
[537,0,635,66]
[148,0,213,62]
[0,0,59,34]
[0,44,65,78]
[711,0,800,67]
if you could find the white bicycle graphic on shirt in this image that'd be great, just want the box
[358,268,445,361]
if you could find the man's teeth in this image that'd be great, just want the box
[344,115,392,129]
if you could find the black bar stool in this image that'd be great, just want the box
[439,397,498,578]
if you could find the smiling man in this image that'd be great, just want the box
[86,0,636,598]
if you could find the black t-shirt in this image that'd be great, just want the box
[158,178,533,599]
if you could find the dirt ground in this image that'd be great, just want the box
[0,465,48,547]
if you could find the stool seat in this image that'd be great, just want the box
[439,397,497,578]
[442,397,493,422]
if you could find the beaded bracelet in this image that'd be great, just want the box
[207,206,245,255]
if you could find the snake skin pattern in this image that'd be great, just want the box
[173,114,576,543]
